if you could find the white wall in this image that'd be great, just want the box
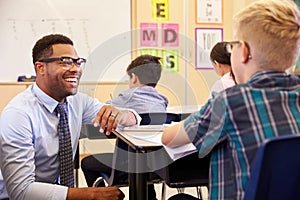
[0,0,131,81]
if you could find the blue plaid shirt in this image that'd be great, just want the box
[184,70,300,200]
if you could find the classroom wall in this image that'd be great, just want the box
[0,0,257,113]
[131,0,255,106]
[0,0,131,82]
[0,81,184,113]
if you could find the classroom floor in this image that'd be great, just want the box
[77,166,208,200]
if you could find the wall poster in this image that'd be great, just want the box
[196,0,223,24]
[195,28,223,69]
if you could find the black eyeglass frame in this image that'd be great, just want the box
[225,41,252,59]
[37,57,87,67]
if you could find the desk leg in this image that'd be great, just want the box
[128,148,148,200]
[129,173,137,200]
[129,148,137,200]
[136,152,147,200]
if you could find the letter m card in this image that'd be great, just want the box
[140,23,158,47]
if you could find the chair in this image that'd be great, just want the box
[155,151,210,199]
[92,112,181,199]
[244,134,300,200]
[139,112,181,125]
[74,144,80,187]
[74,124,117,187]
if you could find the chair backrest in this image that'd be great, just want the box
[139,112,181,125]
[80,124,116,139]
[244,134,300,200]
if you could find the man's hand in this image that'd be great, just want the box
[67,186,125,200]
[92,105,137,135]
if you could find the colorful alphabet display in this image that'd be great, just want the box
[139,0,224,71]
[139,0,179,72]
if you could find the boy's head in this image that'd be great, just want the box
[232,0,300,71]
[230,0,300,84]
[126,55,162,87]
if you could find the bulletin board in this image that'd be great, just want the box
[131,0,236,105]
[0,0,131,82]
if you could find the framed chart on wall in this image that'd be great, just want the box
[196,0,223,24]
[195,28,223,69]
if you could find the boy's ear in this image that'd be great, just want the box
[241,41,251,63]
[131,73,138,84]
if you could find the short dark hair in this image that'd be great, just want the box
[126,55,162,87]
[32,34,73,64]
[210,42,231,65]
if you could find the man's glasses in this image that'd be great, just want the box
[225,41,252,59]
[37,57,87,69]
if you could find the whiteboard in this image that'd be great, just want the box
[0,0,131,82]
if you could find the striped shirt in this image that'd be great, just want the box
[184,70,300,200]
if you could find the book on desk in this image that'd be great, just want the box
[119,125,197,160]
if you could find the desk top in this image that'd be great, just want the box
[113,128,163,151]
[114,126,197,160]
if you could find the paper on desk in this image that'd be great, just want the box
[123,124,173,132]
[122,126,197,160]
[126,131,163,145]
[163,143,197,161]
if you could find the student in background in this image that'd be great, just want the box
[162,0,300,199]
[210,41,236,97]
[81,54,167,200]
[106,54,168,113]
[0,34,141,200]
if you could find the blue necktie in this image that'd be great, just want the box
[56,103,74,187]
